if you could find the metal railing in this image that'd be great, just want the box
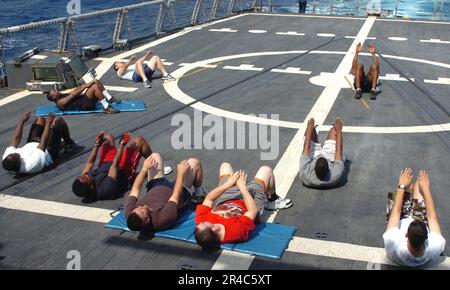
[0,0,256,64]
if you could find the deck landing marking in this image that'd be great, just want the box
[424,77,450,85]
[276,31,305,36]
[164,50,450,133]
[379,74,415,82]
[223,64,264,71]
[209,28,237,33]
[388,37,408,41]
[0,91,41,107]
[271,67,312,75]
[248,30,267,34]
[2,193,449,269]
[317,33,336,37]
[420,39,450,44]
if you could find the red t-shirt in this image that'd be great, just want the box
[195,200,255,243]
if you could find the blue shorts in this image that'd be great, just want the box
[132,65,154,82]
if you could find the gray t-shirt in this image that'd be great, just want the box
[300,155,345,187]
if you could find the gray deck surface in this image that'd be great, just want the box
[0,13,449,270]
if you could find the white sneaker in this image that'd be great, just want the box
[143,80,152,88]
[162,74,176,81]
[164,166,172,175]
[265,196,293,210]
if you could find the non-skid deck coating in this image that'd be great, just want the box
[0,13,449,270]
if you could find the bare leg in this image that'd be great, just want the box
[148,152,165,180]
[219,162,234,183]
[367,63,379,89]
[183,158,203,189]
[327,127,337,141]
[85,83,106,101]
[353,63,364,90]
[35,117,45,126]
[254,165,276,198]
[147,55,168,75]
[305,127,319,143]
[51,117,73,144]
[135,60,149,81]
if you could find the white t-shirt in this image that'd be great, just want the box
[2,143,53,174]
[117,64,136,80]
[383,217,446,267]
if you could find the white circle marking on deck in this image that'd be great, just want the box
[163,51,450,133]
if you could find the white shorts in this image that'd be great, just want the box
[309,139,336,162]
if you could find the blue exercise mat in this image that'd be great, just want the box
[35,100,146,116]
[105,210,297,259]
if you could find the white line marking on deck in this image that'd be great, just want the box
[388,37,408,41]
[271,67,312,75]
[223,64,264,71]
[321,123,450,134]
[276,31,305,36]
[209,28,238,33]
[379,74,414,82]
[251,12,366,21]
[317,33,336,37]
[424,77,450,85]
[104,86,138,92]
[287,237,450,270]
[420,39,450,44]
[2,193,448,270]
[96,58,173,66]
[0,90,41,107]
[248,30,267,34]
[345,36,376,40]
[179,63,218,69]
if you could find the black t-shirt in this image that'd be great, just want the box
[89,162,128,200]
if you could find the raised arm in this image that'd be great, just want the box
[37,113,55,152]
[237,171,258,221]
[351,43,363,73]
[168,160,191,205]
[107,133,130,180]
[57,82,93,108]
[302,118,316,157]
[418,170,442,235]
[369,43,379,68]
[10,112,32,147]
[81,132,105,174]
[202,171,241,208]
[117,55,138,76]
[386,168,413,230]
[334,118,343,161]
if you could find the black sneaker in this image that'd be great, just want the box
[103,106,120,114]
[109,97,122,104]
[370,89,377,100]
[64,140,77,153]
[354,88,362,99]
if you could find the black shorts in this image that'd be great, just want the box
[64,94,97,111]
[27,124,61,160]
[354,74,372,93]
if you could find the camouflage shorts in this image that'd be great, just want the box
[386,191,427,223]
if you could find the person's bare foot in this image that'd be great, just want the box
[356,43,363,53]
[369,43,376,55]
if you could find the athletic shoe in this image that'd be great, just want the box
[370,89,377,100]
[162,74,176,81]
[265,195,293,210]
[164,166,173,175]
[143,80,152,88]
[103,106,120,114]
[109,97,122,104]
[354,88,362,99]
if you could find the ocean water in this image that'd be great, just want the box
[0,0,448,29]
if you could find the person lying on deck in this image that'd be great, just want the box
[125,155,205,233]
[300,117,345,188]
[384,168,446,268]
[72,132,152,201]
[352,42,380,100]
[47,79,120,114]
[194,163,292,250]
[113,50,176,89]
[2,112,76,174]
